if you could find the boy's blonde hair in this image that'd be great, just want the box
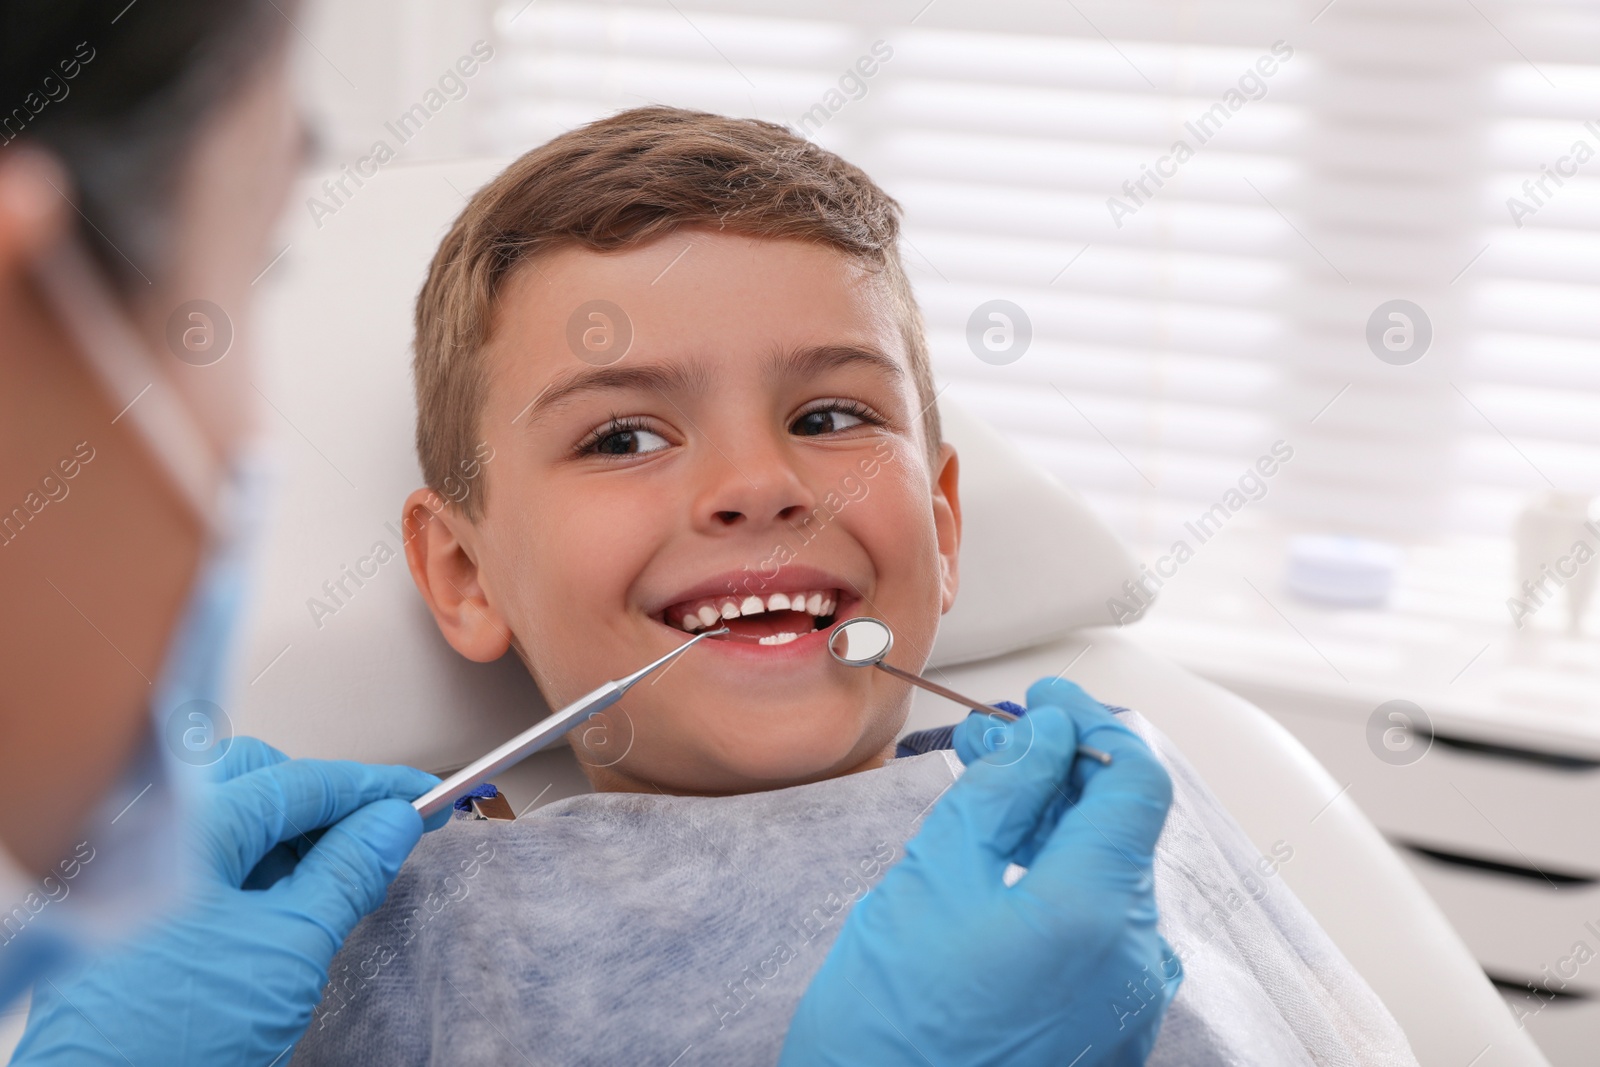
[413,105,940,519]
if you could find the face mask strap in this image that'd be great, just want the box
[32,238,224,537]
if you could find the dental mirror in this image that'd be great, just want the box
[828,617,1111,766]
[829,616,895,666]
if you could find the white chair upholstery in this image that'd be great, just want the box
[228,159,1546,1067]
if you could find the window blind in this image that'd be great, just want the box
[480,0,1600,549]
[1467,0,1600,536]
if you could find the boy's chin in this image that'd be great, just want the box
[624,722,898,795]
[710,740,889,791]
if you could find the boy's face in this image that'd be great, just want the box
[405,230,961,795]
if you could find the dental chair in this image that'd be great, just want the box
[215,159,1544,1067]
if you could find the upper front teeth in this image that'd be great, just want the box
[674,589,838,632]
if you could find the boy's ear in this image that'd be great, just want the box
[401,488,513,663]
[931,442,961,614]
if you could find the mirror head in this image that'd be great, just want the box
[828,616,894,667]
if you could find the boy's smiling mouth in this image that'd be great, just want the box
[663,588,842,645]
[654,567,854,647]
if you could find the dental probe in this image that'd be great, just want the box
[413,626,730,819]
[828,617,1113,766]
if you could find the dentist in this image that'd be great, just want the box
[0,1,1179,1064]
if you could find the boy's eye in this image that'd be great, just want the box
[792,404,870,437]
[582,421,670,456]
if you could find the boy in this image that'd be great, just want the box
[399,108,955,801]
[292,107,1417,1066]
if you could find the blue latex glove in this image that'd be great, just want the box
[952,680,1117,871]
[13,738,444,1066]
[780,678,1180,1067]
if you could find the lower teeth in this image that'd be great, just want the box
[758,631,801,645]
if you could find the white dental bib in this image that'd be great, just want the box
[293,713,1417,1067]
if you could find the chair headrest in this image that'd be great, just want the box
[233,160,1137,770]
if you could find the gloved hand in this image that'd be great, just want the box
[12,738,444,1066]
[951,678,1118,870]
[780,678,1179,1067]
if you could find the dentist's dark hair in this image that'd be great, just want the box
[0,0,282,291]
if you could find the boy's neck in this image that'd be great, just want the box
[584,741,900,797]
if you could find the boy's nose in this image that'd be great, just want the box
[711,500,813,527]
[706,483,815,529]
[694,443,817,533]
